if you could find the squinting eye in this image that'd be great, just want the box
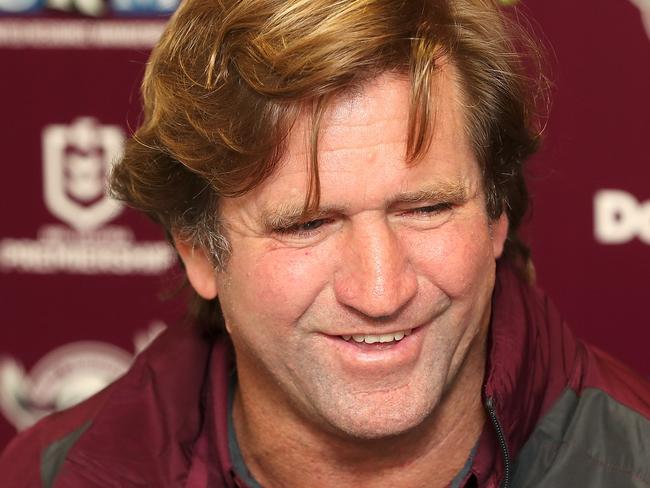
[409,202,453,215]
[276,218,329,236]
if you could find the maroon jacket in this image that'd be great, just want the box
[2,262,650,487]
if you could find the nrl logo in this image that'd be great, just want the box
[43,117,124,232]
[629,0,650,39]
[0,116,175,275]
[0,322,165,431]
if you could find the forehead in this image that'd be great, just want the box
[290,66,468,161]
[222,65,478,216]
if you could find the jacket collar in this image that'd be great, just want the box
[61,321,217,486]
[471,260,575,486]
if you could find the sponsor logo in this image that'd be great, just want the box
[0,322,165,431]
[594,189,650,244]
[0,117,176,275]
[629,0,650,39]
[0,0,178,16]
[0,19,166,50]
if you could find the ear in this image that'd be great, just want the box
[175,239,218,300]
[491,212,509,259]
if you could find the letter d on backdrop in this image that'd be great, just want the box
[594,190,650,244]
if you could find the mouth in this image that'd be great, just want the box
[323,325,424,372]
[339,328,413,345]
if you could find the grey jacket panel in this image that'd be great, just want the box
[41,421,91,488]
[512,388,650,487]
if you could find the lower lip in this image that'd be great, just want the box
[321,326,425,372]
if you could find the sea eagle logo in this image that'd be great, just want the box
[0,323,165,431]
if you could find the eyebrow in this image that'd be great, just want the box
[260,204,345,231]
[391,182,469,205]
[259,181,470,230]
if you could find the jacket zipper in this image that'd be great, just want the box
[484,396,512,488]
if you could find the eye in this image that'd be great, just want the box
[274,218,330,237]
[407,202,453,215]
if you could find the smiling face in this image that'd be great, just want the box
[180,68,508,441]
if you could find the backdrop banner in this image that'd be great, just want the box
[0,0,648,449]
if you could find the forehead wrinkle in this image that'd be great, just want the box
[284,141,405,161]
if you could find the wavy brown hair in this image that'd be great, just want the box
[111,0,546,335]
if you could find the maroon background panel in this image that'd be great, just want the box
[0,0,648,450]
[524,0,650,376]
[0,18,188,447]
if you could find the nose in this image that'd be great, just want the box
[333,219,417,319]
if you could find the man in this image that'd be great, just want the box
[2,0,649,487]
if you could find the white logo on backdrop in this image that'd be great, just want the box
[43,117,124,232]
[594,189,650,244]
[629,0,650,39]
[0,322,166,431]
[0,117,175,275]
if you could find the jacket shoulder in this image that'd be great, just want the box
[576,343,650,419]
[512,346,650,487]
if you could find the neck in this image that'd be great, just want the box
[232,334,488,488]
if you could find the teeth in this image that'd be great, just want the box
[342,329,411,344]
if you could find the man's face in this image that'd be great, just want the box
[185,69,507,440]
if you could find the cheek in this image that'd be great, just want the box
[226,245,333,326]
[406,218,495,298]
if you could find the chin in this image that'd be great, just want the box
[318,389,440,441]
